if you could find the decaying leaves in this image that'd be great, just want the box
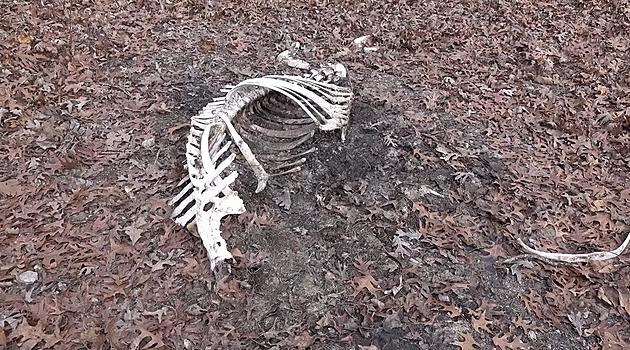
[2,0,629,349]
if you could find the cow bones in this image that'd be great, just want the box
[169,63,353,269]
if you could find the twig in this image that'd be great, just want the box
[515,231,630,263]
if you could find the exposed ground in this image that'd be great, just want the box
[1,0,629,349]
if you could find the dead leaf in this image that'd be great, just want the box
[484,244,509,258]
[597,286,615,306]
[567,310,587,336]
[143,306,170,323]
[438,302,462,317]
[130,325,165,350]
[382,312,402,329]
[150,258,176,272]
[617,289,630,316]
[512,316,539,334]
[452,332,480,350]
[492,333,528,350]
[185,304,207,316]
[17,34,33,44]
[0,179,23,196]
[9,319,62,349]
[316,312,335,328]
[472,310,492,333]
[351,256,379,296]
[216,278,244,299]
[125,225,143,246]
[352,274,379,297]
[274,188,292,210]
[353,256,373,275]
[292,331,315,350]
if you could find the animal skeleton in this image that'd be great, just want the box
[169,64,353,269]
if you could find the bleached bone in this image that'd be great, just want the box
[517,231,630,263]
[170,63,353,269]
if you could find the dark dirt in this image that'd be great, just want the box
[1,0,629,349]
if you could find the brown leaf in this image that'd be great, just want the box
[274,188,292,210]
[492,333,528,350]
[484,244,509,258]
[451,332,480,350]
[292,331,315,350]
[472,310,492,333]
[150,258,176,272]
[617,288,630,316]
[353,256,373,275]
[438,302,462,318]
[597,287,615,306]
[125,225,143,246]
[511,315,540,334]
[352,274,379,296]
[0,179,23,196]
[17,34,33,44]
[382,312,402,329]
[316,312,335,328]
[142,307,170,323]
[130,325,165,350]
[9,319,62,349]
[351,256,378,297]
[244,210,275,230]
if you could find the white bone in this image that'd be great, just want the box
[170,63,353,270]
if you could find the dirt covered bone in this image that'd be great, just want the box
[169,63,353,270]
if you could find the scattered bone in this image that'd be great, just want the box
[277,50,310,70]
[353,35,379,52]
[517,231,630,263]
[142,137,155,148]
[17,271,38,284]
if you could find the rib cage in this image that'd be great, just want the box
[169,63,353,269]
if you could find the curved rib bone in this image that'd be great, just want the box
[170,63,353,270]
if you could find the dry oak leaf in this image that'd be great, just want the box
[438,302,462,318]
[125,217,148,246]
[351,256,379,296]
[0,179,23,196]
[130,325,165,350]
[472,310,492,333]
[618,288,630,317]
[451,332,480,350]
[352,274,379,296]
[9,319,62,350]
[292,331,315,350]
[125,225,143,246]
[492,333,528,350]
[17,34,34,44]
[512,315,540,334]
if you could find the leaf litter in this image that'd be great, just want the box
[0,0,629,349]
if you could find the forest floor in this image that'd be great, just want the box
[1,0,629,349]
